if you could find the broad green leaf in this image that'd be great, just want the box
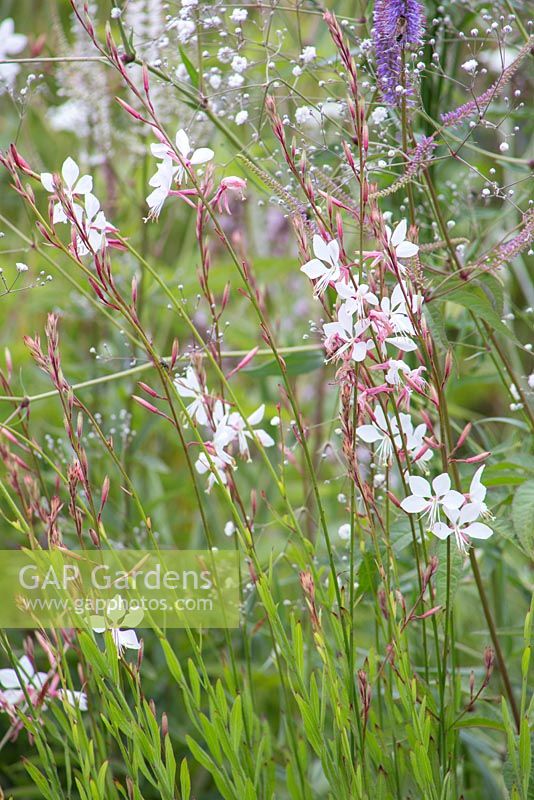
[512,479,534,553]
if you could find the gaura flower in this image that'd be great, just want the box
[385,219,419,262]
[91,596,143,657]
[41,157,93,225]
[216,404,275,461]
[151,129,214,184]
[431,504,493,553]
[301,235,342,297]
[401,473,464,526]
[0,655,47,707]
[335,280,379,317]
[323,304,373,363]
[467,465,492,518]
[174,366,210,426]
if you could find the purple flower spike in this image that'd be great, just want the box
[373,0,426,104]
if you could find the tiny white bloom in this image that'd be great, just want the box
[234,110,248,125]
[300,46,316,64]
[16,262,29,272]
[0,18,27,91]
[338,523,351,541]
[461,59,478,73]
[224,521,236,537]
[230,8,248,22]
[231,55,247,73]
[371,106,388,125]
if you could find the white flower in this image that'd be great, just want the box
[371,106,388,125]
[300,46,316,64]
[230,8,248,23]
[295,105,321,127]
[0,655,47,707]
[209,72,222,89]
[235,110,248,125]
[58,689,88,711]
[16,262,29,272]
[224,521,236,536]
[228,73,244,88]
[231,55,247,73]
[357,408,431,466]
[174,367,209,426]
[151,129,214,184]
[385,219,419,262]
[41,157,93,225]
[400,473,464,526]
[76,193,112,255]
[0,18,27,91]
[335,280,379,317]
[431,504,493,553]
[146,158,176,220]
[217,404,275,461]
[323,304,372,363]
[461,59,478,73]
[195,446,234,492]
[91,597,143,657]
[338,523,351,541]
[301,235,342,296]
[467,465,492,518]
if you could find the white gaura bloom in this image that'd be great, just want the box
[0,18,27,91]
[151,128,214,183]
[174,367,209,426]
[146,158,176,220]
[468,465,492,518]
[323,304,372,363]
[0,655,47,707]
[357,408,432,466]
[41,157,93,225]
[195,443,235,492]
[218,404,275,461]
[301,235,342,297]
[58,689,88,711]
[431,504,493,553]
[91,597,143,658]
[335,280,379,317]
[75,193,112,255]
[401,473,464,526]
[385,219,419,262]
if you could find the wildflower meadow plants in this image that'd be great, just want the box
[0,0,533,798]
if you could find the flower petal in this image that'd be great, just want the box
[0,668,20,689]
[432,473,451,496]
[313,235,332,262]
[442,490,465,509]
[352,341,368,362]
[301,258,326,279]
[74,174,93,195]
[61,157,79,188]
[464,522,493,540]
[408,475,430,497]
[247,404,265,426]
[390,219,407,247]
[356,424,383,443]
[118,629,141,650]
[396,241,419,259]
[400,495,428,513]
[459,503,481,525]
[40,172,55,192]
[175,129,190,157]
[190,147,214,165]
[431,522,452,540]
[386,336,418,352]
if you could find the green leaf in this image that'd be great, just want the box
[245,348,324,377]
[180,758,191,800]
[443,285,517,341]
[512,478,534,553]
[178,47,199,89]
[453,716,505,732]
